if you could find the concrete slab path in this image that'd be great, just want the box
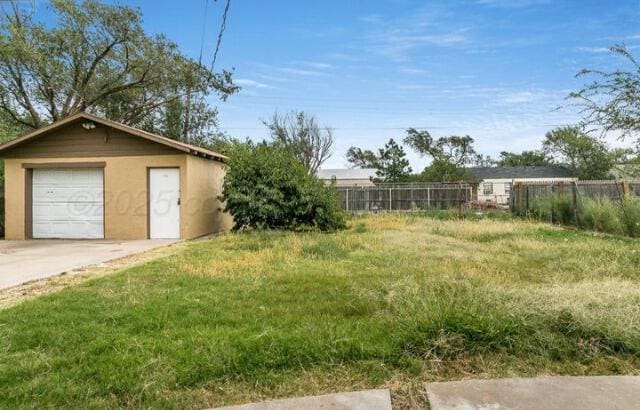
[0,239,177,290]
[214,389,392,410]
[425,376,640,410]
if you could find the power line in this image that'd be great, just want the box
[211,0,231,71]
[219,124,572,131]
[197,0,209,67]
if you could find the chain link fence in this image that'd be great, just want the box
[335,183,475,212]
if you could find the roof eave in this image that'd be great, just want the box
[0,112,228,163]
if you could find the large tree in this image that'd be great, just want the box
[404,128,477,181]
[346,138,412,182]
[375,138,412,182]
[345,146,378,169]
[0,0,237,143]
[264,111,334,174]
[404,129,479,166]
[570,45,640,144]
[496,150,551,167]
[542,126,614,180]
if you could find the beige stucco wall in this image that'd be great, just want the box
[183,155,233,238]
[3,154,232,240]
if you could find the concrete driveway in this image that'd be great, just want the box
[0,239,177,290]
[425,376,640,410]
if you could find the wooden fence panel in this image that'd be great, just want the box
[510,180,640,217]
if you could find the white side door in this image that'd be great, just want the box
[149,168,180,239]
[32,168,104,239]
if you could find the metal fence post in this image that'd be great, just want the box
[572,182,578,225]
[346,188,349,212]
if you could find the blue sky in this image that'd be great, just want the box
[40,0,640,169]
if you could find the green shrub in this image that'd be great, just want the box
[620,194,640,238]
[529,194,574,225]
[221,141,346,232]
[524,192,640,237]
[578,196,623,235]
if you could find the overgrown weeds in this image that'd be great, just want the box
[524,193,640,238]
[0,214,639,408]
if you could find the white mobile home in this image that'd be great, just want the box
[468,166,575,205]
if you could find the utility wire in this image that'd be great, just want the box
[211,0,231,71]
[197,0,210,67]
[219,124,572,131]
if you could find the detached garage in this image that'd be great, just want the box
[0,112,233,240]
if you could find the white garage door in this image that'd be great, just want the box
[32,168,104,239]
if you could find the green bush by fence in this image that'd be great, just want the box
[525,193,640,237]
[512,180,640,237]
[620,195,640,237]
[528,193,574,225]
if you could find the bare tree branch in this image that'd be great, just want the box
[264,111,334,174]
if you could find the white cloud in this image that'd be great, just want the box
[370,29,470,61]
[358,14,383,24]
[298,61,335,69]
[397,84,435,90]
[234,78,273,89]
[359,5,473,61]
[400,67,428,75]
[278,67,328,76]
[476,0,550,8]
[575,46,611,53]
[501,91,536,104]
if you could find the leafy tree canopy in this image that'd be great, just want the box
[346,146,378,169]
[542,126,614,180]
[404,129,479,166]
[472,153,496,167]
[374,138,412,182]
[0,0,237,144]
[404,128,479,182]
[496,150,552,167]
[419,159,473,182]
[346,138,412,182]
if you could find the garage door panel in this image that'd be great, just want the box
[33,186,102,203]
[32,168,104,239]
[70,169,103,183]
[31,169,58,184]
[33,203,103,220]
[65,203,103,220]
[33,221,103,239]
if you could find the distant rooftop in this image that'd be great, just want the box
[317,168,377,180]
[468,166,574,181]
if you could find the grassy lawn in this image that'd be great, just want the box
[1,214,640,408]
